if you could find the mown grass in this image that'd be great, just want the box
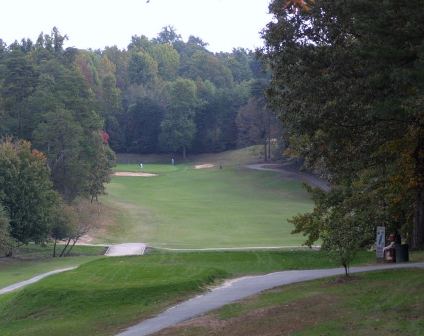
[0,250,375,336]
[0,244,105,288]
[100,163,313,247]
[156,268,424,336]
[113,163,180,174]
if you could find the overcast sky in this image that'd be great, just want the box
[0,0,272,52]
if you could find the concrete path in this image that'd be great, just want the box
[117,262,424,336]
[158,245,320,251]
[0,267,77,296]
[246,163,331,192]
[105,243,147,256]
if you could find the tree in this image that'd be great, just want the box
[126,98,165,153]
[150,44,180,80]
[51,203,76,257]
[236,80,281,161]
[0,205,13,256]
[33,108,85,201]
[291,185,374,276]
[0,139,60,244]
[86,131,116,203]
[262,0,424,248]
[0,49,38,138]
[224,48,253,83]
[155,26,181,45]
[128,51,158,86]
[29,58,106,201]
[159,78,198,158]
[62,199,99,256]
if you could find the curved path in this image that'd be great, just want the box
[157,245,320,251]
[117,262,424,336]
[246,163,331,192]
[0,266,77,296]
[0,243,146,296]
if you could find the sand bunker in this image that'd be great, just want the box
[113,172,158,177]
[194,163,215,169]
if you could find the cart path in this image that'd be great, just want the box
[0,243,146,296]
[105,243,147,256]
[246,163,331,192]
[0,267,77,296]
[157,245,320,251]
[117,262,424,336]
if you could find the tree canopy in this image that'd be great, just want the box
[262,0,424,248]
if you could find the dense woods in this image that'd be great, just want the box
[0,26,277,157]
[0,26,278,252]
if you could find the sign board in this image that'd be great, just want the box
[376,226,385,259]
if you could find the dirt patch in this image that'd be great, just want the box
[113,172,158,177]
[155,294,341,336]
[194,163,215,169]
[77,234,94,244]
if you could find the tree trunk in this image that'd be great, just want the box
[268,137,272,161]
[264,141,268,162]
[412,189,424,249]
[59,238,71,257]
[343,262,349,277]
[65,238,79,257]
[182,146,186,160]
[412,135,424,249]
[53,239,57,257]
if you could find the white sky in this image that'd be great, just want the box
[0,0,272,53]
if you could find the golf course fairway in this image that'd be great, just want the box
[95,162,313,248]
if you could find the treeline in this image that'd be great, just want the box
[44,26,277,158]
[0,28,115,255]
[1,26,280,159]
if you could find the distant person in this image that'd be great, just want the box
[171,158,175,166]
[139,163,143,169]
[383,233,396,262]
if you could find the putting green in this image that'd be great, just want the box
[97,163,313,248]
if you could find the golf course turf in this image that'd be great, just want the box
[2,149,422,336]
[96,162,313,248]
[154,268,424,336]
[0,250,375,336]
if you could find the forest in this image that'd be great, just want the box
[0,26,280,253]
[0,26,278,157]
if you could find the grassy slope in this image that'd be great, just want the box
[156,268,424,336]
[100,163,313,247]
[0,245,105,288]
[0,250,374,336]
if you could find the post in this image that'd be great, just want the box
[376,226,385,262]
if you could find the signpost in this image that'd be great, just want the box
[376,226,385,260]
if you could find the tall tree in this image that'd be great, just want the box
[262,0,424,248]
[0,139,60,244]
[0,205,13,256]
[128,51,158,86]
[0,49,38,138]
[159,78,198,158]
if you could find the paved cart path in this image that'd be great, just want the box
[0,267,77,296]
[105,243,147,256]
[246,163,331,192]
[117,262,424,336]
[0,243,146,295]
